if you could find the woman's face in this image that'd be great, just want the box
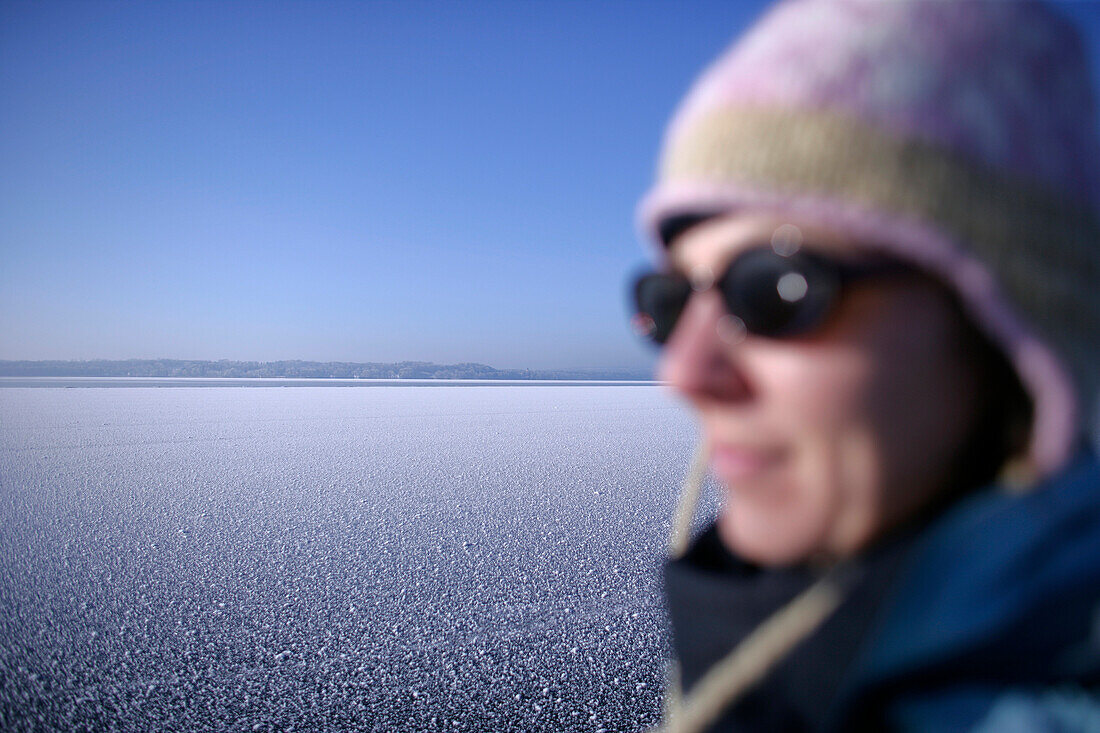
[661,213,984,566]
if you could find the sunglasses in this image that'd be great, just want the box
[631,246,909,344]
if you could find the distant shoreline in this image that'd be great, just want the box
[0,359,652,382]
[0,377,662,388]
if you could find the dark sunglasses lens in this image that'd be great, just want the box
[633,273,691,343]
[722,250,838,337]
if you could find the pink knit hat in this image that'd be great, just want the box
[639,0,1100,480]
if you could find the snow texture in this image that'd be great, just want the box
[0,385,699,732]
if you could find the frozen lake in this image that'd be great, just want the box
[0,384,698,731]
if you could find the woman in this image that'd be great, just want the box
[630,1,1100,731]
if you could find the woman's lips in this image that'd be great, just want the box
[709,444,784,483]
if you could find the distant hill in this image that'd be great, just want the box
[0,359,653,381]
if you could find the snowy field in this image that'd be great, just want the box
[0,384,699,731]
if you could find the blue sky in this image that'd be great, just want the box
[2,1,1099,371]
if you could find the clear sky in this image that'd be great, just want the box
[3,1,1099,372]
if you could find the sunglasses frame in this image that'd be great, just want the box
[631,246,911,344]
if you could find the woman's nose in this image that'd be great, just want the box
[657,291,752,403]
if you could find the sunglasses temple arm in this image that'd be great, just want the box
[836,258,913,285]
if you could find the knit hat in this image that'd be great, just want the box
[638,0,1100,480]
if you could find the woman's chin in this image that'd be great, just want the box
[716,503,830,567]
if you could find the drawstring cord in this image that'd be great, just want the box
[655,442,851,733]
[668,441,711,560]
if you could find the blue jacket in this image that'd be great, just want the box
[836,449,1100,731]
[664,450,1100,731]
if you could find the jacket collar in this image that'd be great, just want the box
[845,449,1100,700]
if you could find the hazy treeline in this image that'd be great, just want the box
[0,359,651,381]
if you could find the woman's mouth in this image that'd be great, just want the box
[709,444,785,483]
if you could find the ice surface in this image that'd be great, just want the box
[0,385,699,731]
